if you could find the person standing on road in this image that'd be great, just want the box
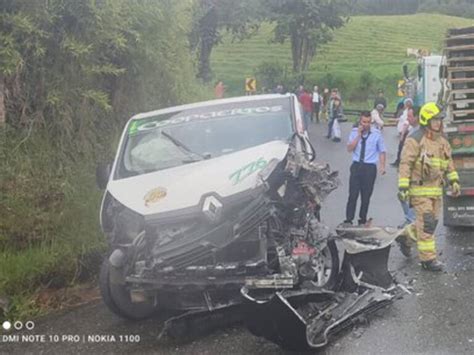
[295,84,305,99]
[392,98,414,167]
[397,102,461,272]
[394,98,405,118]
[312,86,321,123]
[343,111,386,226]
[322,88,330,122]
[326,96,342,141]
[214,81,225,99]
[370,104,385,130]
[398,108,420,231]
[397,108,420,229]
[299,89,313,130]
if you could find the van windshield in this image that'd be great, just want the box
[116,97,293,178]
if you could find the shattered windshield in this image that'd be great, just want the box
[116,97,293,178]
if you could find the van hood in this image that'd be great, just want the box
[107,140,289,216]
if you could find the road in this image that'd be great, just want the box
[1,122,474,354]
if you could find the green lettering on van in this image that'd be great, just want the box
[229,157,268,185]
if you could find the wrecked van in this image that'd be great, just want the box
[97,94,334,315]
[97,94,402,350]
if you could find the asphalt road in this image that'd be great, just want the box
[1,122,474,355]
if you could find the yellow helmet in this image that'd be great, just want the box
[419,102,445,126]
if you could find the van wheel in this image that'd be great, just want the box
[310,239,339,290]
[99,260,158,320]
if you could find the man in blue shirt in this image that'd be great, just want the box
[343,111,386,226]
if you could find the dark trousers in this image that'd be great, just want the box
[345,162,377,225]
[312,102,320,122]
[327,118,335,138]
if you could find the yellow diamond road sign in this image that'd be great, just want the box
[245,77,256,92]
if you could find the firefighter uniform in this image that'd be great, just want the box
[397,102,460,270]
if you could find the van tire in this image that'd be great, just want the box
[99,260,158,320]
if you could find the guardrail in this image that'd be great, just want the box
[343,109,396,117]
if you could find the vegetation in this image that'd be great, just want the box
[418,0,474,19]
[353,0,474,19]
[211,13,473,106]
[0,0,210,321]
[191,0,350,81]
[264,0,351,73]
[352,0,421,15]
[190,0,266,82]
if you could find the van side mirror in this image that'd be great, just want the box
[439,65,447,79]
[96,162,111,190]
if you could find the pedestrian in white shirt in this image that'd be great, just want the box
[392,98,414,167]
[371,104,385,130]
[312,86,321,123]
[396,98,413,136]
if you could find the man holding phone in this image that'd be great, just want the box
[343,111,386,226]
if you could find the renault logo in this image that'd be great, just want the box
[202,196,223,223]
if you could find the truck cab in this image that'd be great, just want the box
[401,55,443,107]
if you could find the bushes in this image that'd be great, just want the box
[254,61,287,92]
[0,0,208,320]
[0,129,106,320]
[1,129,101,248]
[1,0,201,152]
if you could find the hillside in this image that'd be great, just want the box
[211,13,473,101]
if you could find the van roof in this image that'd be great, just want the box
[130,94,294,121]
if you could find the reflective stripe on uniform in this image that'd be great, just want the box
[417,239,436,253]
[399,178,410,188]
[447,171,459,182]
[409,186,442,197]
[415,158,449,169]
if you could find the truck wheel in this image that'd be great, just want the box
[99,260,158,320]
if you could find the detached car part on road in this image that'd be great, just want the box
[97,94,403,350]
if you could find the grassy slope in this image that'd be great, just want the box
[211,13,473,100]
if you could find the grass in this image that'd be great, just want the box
[0,245,73,319]
[0,131,106,321]
[211,13,473,107]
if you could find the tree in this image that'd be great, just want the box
[266,0,351,73]
[190,0,266,82]
[191,0,219,83]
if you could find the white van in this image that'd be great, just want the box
[96,94,334,320]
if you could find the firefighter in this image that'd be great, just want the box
[397,102,461,272]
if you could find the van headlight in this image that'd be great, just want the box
[101,192,144,245]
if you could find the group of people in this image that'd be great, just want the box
[215,79,458,273]
[341,97,461,272]
[294,85,344,140]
